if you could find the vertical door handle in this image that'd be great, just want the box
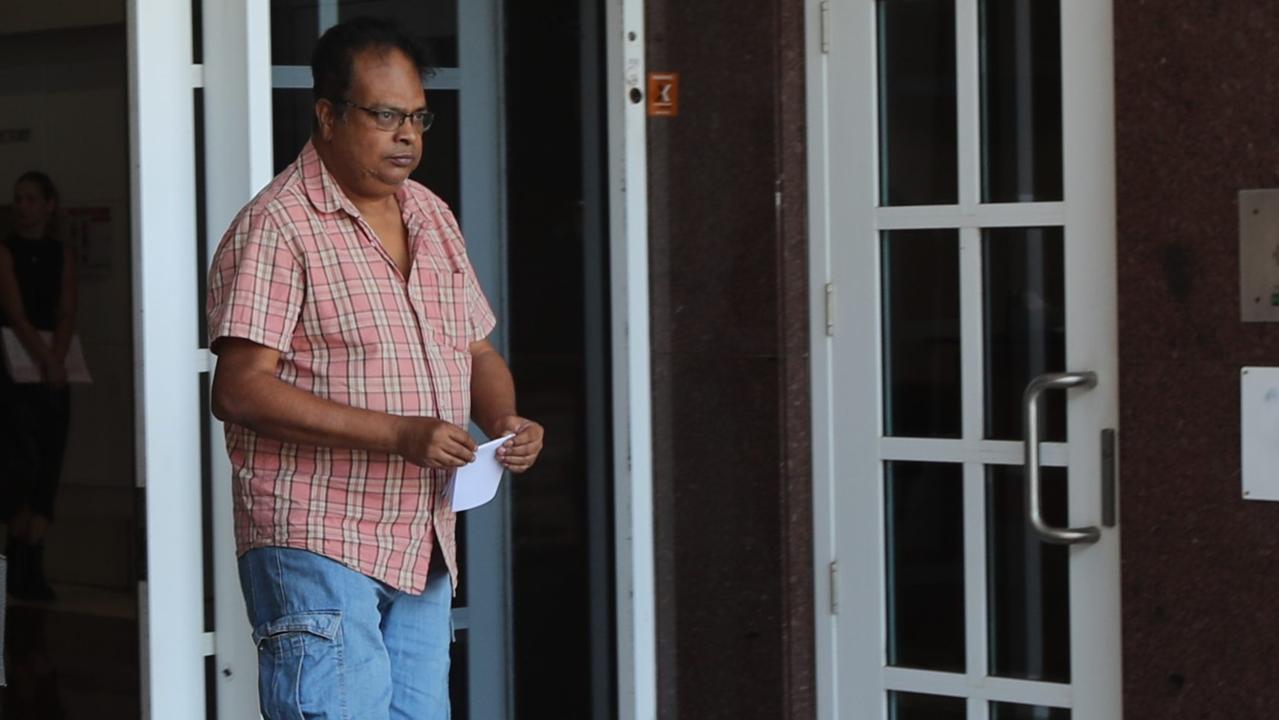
[1022,372,1101,545]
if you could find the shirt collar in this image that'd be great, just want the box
[300,140,362,218]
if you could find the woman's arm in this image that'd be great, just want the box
[0,244,54,367]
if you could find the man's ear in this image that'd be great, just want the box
[315,99,337,141]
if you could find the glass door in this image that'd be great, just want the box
[810,0,1120,718]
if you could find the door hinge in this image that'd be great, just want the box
[828,560,839,614]
[824,282,836,336]
[820,1,831,54]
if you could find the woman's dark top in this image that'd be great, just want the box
[1,233,64,331]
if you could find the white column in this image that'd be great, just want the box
[201,2,275,717]
[607,0,657,718]
[127,0,205,716]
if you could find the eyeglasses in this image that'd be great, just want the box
[339,100,435,133]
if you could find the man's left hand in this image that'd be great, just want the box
[493,415,544,473]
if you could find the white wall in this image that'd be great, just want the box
[0,24,136,590]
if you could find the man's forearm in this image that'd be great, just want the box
[213,367,406,454]
[470,347,517,438]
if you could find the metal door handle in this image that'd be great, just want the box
[1022,372,1101,545]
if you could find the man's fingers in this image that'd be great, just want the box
[444,425,478,452]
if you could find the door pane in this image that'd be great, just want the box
[272,88,462,214]
[877,0,958,206]
[271,1,459,68]
[883,230,961,438]
[340,0,459,67]
[271,0,320,66]
[991,701,1071,720]
[886,462,965,673]
[986,465,1070,683]
[982,227,1064,441]
[980,0,1063,203]
[889,691,967,720]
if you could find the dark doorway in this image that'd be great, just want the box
[503,1,616,718]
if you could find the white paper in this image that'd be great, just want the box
[449,434,514,512]
[1,328,92,384]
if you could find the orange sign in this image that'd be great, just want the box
[647,72,679,117]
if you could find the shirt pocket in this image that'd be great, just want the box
[418,271,472,352]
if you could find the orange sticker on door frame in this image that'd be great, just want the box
[647,72,679,117]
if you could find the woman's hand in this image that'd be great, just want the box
[42,358,67,389]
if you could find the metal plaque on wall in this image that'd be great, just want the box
[1239,189,1279,322]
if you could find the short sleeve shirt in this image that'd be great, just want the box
[206,141,496,593]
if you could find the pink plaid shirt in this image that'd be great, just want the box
[207,141,495,593]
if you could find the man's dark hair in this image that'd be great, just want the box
[311,16,432,109]
[16,170,58,205]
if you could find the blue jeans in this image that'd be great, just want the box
[238,546,453,720]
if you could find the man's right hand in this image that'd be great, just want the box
[397,417,477,469]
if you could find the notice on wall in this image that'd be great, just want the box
[67,206,112,275]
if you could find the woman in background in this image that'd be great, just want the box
[0,171,77,600]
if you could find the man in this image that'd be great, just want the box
[206,17,542,720]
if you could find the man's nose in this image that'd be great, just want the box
[393,120,418,144]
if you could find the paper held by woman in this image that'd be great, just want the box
[0,328,92,383]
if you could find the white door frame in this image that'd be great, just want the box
[606,0,658,719]
[200,3,274,718]
[128,1,207,717]
[131,0,658,716]
[806,0,1121,718]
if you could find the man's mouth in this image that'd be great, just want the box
[388,154,416,167]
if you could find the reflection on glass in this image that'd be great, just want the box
[877,0,958,206]
[980,0,1063,203]
[886,462,965,672]
[271,0,460,67]
[271,89,462,216]
[983,227,1064,441]
[987,465,1070,683]
[991,701,1071,720]
[889,691,967,720]
[340,0,459,67]
[883,230,961,438]
[271,0,320,66]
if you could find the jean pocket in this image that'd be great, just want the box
[253,611,346,719]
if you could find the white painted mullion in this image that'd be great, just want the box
[878,438,1068,467]
[201,1,274,717]
[608,0,657,718]
[883,667,1072,708]
[455,1,512,718]
[876,203,1064,230]
[129,0,205,717]
[1060,0,1122,717]
[960,226,983,441]
[317,0,338,35]
[962,460,988,708]
[271,65,463,90]
[956,0,981,212]
[806,0,840,716]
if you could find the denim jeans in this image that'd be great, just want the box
[238,546,453,720]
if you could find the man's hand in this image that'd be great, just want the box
[493,415,544,473]
[397,417,478,469]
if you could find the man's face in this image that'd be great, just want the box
[319,47,426,199]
